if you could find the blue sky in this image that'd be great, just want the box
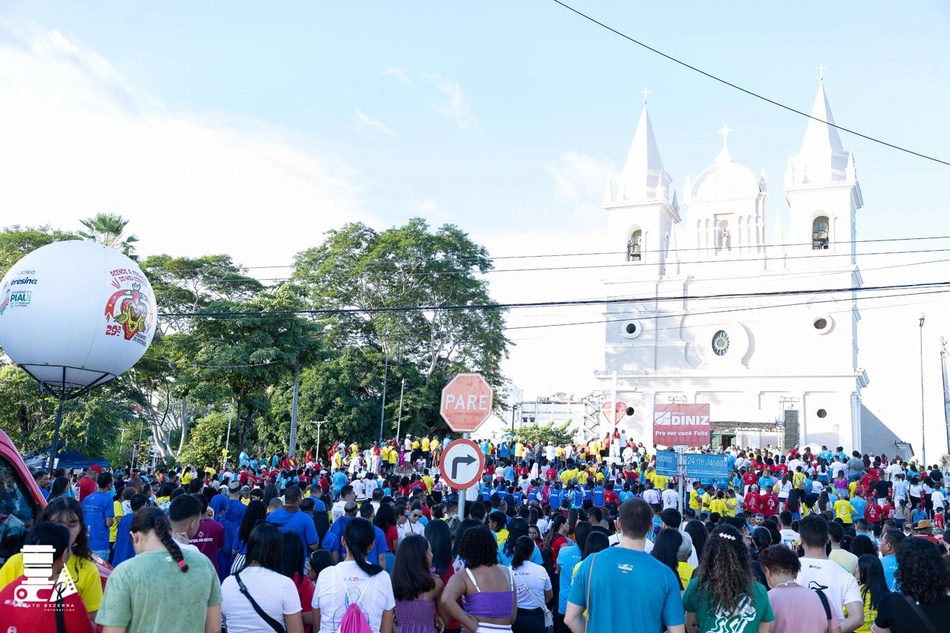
[1,1,949,454]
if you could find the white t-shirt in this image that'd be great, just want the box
[397,519,425,543]
[932,489,946,510]
[661,489,679,510]
[643,488,661,505]
[779,528,800,547]
[313,560,396,633]
[830,462,847,478]
[510,560,552,609]
[642,536,699,567]
[222,565,301,633]
[796,557,862,621]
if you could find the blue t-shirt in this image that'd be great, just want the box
[882,554,898,591]
[569,548,684,632]
[549,489,562,509]
[266,507,319,557]
[592,487,605,507]
[111,514,136,567]
[556,543,582,614]
[850,497,867,520]
[497,541,543,567]
[82,490,114,550]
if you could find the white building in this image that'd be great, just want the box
[596,80,907,455]
[517,393,600,440]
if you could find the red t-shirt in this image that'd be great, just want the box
[0,575,96,633]
[866,503,883,523]
[550,534,569,563]
[545,468,558,481]
[761,494,779,516]
[385,525,399,552]
[76,476,97,502]
[742,472,758,488]
[604,490,619,506]
[744,493,762,513]
[294,572,315,631]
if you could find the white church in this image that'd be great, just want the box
[596,80,908,456]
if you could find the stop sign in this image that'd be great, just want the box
[440,373,493,433]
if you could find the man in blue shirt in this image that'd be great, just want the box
[567,498,685,633]
[266,485,319,559]
[879,529,903,590]
[81,471,115,560]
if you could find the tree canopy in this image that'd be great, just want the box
[0,216,511,466]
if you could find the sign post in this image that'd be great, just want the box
[675,445,686,515]
[440,373,494,521]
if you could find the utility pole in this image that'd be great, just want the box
[312,420,328,463]
[289,362,301,458]
[379,351,389,444]
[919,314,927,468]
[395,379,406,444]
[940,336,949,458]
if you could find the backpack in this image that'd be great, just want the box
[335,568,374,633]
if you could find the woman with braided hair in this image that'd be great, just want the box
[682,524,774,633]
[96,507,222,633]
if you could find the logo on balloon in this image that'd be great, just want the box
[104,283,153,345]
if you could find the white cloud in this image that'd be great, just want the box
[421,72,477,130]
[383,66,413,85]
[547,151,615,202]
[353,109,395,136]
[0,20,372,270]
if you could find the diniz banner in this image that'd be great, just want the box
[653,403,711,447]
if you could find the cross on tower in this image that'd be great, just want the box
[641,86,651,104]
[817,63,826,81]
[718,124,733,146]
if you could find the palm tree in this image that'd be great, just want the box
[78,213,139,259]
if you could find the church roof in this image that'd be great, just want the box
[689,127,760,202]
[615,104,672,203]
[786,81,851,186]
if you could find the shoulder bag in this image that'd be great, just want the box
[513,567,553,630]
[234,572,285,633]
[903,595,938,633]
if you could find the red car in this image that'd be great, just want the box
[0,429,111,584]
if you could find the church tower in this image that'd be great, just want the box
[603,94,679,275]
[784,78,863,262]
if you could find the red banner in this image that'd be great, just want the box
[653,404,711,447]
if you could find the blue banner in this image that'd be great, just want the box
[654,451,730,481]
[656,451,677,477]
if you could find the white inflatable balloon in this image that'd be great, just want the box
[0,241,158,393]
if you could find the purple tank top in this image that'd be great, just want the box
[462,568,514,619]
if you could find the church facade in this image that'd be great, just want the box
[596,81,904,454]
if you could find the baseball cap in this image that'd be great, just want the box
[89,465,102,473]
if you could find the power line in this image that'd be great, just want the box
[505,287,950,333]
[198,246,950,285]
[237,233,950,270]
[156,280,950,320]
[549,0,950,167]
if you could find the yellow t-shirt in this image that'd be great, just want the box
[389,449,398,465]
[515,443,524,458]
[422,475,434,492]
[560,469,578,485]
[495,528,509,546]
[422,437,431,452]
[556,447,564,458]
[725,498,738,517]
[412,440,420,450]
[381,446,390,461]
[853,587,877,633]
[834,498,855,523]
[653,474,669,490]
[709,498,728,517]
[689,490,702,510]
[577,471,589,485]
[0,552,103,613]
[701,492,712,511]
[182,471,193,485]
[110,500,124,543]
[677,561,695,590]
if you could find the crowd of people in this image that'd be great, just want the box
[2,434,950,633]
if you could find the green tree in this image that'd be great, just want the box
[513,421,575,446]
[178,411,230,469]
[292,219,510,434]
[77,213,139,258]
[0,225,75,278]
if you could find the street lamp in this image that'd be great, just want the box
[919,314,926,468]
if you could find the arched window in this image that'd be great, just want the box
[813,216,829,250]
[627,230,642,262]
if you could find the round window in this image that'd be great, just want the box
[621,320,643,340]
[813,315,833,335]
[817,409,828,419]
[625,406,635,417]
[813,318,828,330]
[711,330,730,356]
